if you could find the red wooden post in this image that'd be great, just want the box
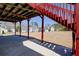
[19,21,21,36]
[14,22,16,35]
[41,15,44,43]
[63,3,65,25]
[72,31,76,55]
[70,4,72,29]
[66,4,68,27]
[60,3,62,23]
[75,3,79,56]
[27,19,30,39]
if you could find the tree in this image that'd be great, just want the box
[16,25,20,32]
[52,24,68,31]
[45,24,51,32]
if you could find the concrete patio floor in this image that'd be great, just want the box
[0,35,42,56]
[0,35,60,56]
[0,35,72,56]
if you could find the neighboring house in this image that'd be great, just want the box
[44,24,55,32]
[0,21,40,33]
[0,21,56,34]
[0,27,8,34]
[50,26,55,32]
[0,22,8,34]
[0,21,15,34]
[5,22,15,32]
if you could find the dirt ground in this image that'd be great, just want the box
[5,31,72,48]
[29,31,72,48]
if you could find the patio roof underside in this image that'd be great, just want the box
[0,3,40,22]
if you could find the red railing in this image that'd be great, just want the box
[28,3,75,31]
[28,3,79,56]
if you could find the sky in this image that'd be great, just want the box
[22,16,57,27]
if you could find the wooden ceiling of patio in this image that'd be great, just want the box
[0,3,40,22]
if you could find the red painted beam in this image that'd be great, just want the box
[28,3,74,14]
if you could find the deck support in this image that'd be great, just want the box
[72,31,76,55]
[75,3,79,56]
[27,19,30,39]
[19,21,22,37]
[14,22,16,35]
[41,15,44,43]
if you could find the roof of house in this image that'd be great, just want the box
[0,21,14,29]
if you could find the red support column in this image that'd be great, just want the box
[19,21,22,37]
[72,31,76,55]
[14,22,16,36]
[41,15,44,43]
[27,19,30,39]
[71,4,76,55]
[75,3,79,56]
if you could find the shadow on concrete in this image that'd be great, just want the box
[0,35,42,56]
[0,35,73,56]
